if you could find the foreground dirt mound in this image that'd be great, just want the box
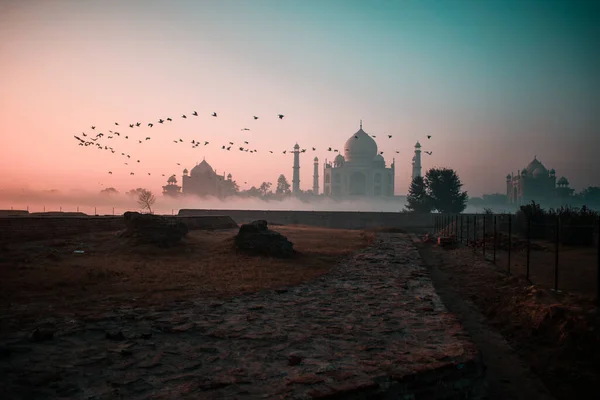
[234,220,295,258]
[120,211,188,247]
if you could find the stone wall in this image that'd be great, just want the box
[178,209,434,231]
[0,215,238,243]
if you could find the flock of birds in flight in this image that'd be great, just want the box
[72,110,434,185]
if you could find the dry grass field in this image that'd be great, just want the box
[0,225,374,328]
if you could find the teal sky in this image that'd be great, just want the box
[0,0,598,196]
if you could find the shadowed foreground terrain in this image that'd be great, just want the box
[0,225,374,328]
[0,232,485,399]
[421,243,600,400]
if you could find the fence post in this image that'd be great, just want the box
[113,207,115,215]
[44,206,45,212]
[77,206,79,212]
[466,215,470,246]
[508,214,512,274]
[493,214,497,264]
[554,215,560,291]
[473,214,477,253]
[526,215,531,281]
[597,216,600,306]
[60,206,62,212]
[455,214,459,239]
[460,214,463,244]
[483,214,486,257]
[94,206,97,216]
[27,205,29,212]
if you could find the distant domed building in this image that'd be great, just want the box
[162,174,182,197]
[506,156,572,205]
[322,121,395,197]
[170,158,237,198]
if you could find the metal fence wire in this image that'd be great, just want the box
[433,212,600,305]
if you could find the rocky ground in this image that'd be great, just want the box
[0,233,484,400]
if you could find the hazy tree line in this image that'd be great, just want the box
[405,167,600,213]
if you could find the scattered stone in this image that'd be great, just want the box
[287,353,303,366]
[120,211,188,247]
[31,328,55,342]
[234,220,295,258]
[106,331,126,341]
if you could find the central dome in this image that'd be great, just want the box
[344,125,378,163]
[190,159,215,177]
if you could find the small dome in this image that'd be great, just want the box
[557,176,569,186]
[415,141,421,148]
[532,167,547,178]
[167,175,177,183]
[549,168,556,175]
[313,156,319,162]
[190,160,215,176]
[294,143,300,149]
[183,168,188,174]
[373,154,385,167]
[506,174,512,180]
[344,123,378,163]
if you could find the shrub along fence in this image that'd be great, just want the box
[433,212,600,305]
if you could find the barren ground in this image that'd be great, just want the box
[0,225,374,332]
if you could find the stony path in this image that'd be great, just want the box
[0,233,484,399]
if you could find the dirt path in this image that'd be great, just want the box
[412,235,556,400]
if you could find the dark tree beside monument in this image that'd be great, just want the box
[276,174,291,195]
[424,168,468,213]
[405,176,432,213]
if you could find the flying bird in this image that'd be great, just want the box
[278,114,284,119]
[91,126,95,130]
[241,128,250,131]
[427,135,431,139]
[425,151,432,155]
[136,122,141,127]
[148,123,153,127]
[167,117,172,121]
[211,112,217,117]
[253,116,259,120]
[159,119,164,123]
[114,122,119,126]
[182,114,187,118]
[129,124,134,128]
[388,135,392,138]
[192,111,198,116]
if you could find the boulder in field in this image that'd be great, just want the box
[234,220,295,258]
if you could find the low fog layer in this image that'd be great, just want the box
[0,188,510,215]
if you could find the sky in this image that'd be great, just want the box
[0,0,598,199]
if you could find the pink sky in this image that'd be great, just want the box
[0,0,597,199]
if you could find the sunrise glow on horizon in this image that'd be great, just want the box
[1,0,598,199]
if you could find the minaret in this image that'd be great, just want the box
[313,157,319,194]
[292,143,300,194]
[412,141,422,179]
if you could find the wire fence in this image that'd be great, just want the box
[433,212,600,304]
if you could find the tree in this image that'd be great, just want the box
[126,188,145,197]
[100,187,119,196]
[276,175,291,194]
[259,182,272,197]
[424,168,468,213]
[137,189,156,214]
[404,176,432,213]
[579,186,600,206]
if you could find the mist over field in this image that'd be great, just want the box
[0,188,515,215]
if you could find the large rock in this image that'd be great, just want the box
[121,211,188,247]
[234,220,295,258]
